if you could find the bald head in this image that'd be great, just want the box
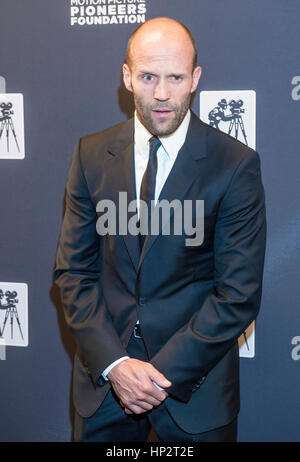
[126,17,198,71]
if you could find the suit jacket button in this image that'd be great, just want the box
[139,297,147,305]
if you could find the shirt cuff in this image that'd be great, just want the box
[102,356,130,381]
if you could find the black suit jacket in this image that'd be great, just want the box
[54,112,266,434]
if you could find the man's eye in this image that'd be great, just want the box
[170,75,182,81]
[142,75,154,81]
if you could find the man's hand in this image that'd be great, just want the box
[107,358,172,415]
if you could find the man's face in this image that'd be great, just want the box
[123,27,201,136]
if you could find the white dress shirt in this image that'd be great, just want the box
[102,109,191,381]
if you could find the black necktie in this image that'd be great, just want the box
[139,136,161,249]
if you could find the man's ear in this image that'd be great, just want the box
[191,66,202,93]
[122,64,133,92]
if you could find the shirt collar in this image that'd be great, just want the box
[134,109,191,160]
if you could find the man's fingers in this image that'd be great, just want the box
[122,392,155,411]
[136,392,162,407]
[117,381,164,408]
[124,407,133,414]
[138,380,168,403]
[147,366,172,390]
[121,394,153,414]
[120,400,146,415]
[120,401,134,415]
[124,403,151,414]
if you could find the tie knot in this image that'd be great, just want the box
[149,136,161,155]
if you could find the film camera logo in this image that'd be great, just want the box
[200,90,256,150]
[199,90,256,357]
[0,94,25,159]
[0,283,28,347]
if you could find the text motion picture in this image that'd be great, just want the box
[70,3,146,25]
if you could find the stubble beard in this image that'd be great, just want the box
[134,93,192,137]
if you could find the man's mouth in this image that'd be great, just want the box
[152,109,173,118]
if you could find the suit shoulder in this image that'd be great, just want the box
[201,117,258,162]
[78,119,132,152]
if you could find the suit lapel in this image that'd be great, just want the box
[106,118,141,272]
[120,143,141,272]
[138,113,208,270]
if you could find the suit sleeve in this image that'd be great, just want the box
[150,149,267,402]
[53,139,128,386]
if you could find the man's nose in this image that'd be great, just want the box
[154,80,170,101]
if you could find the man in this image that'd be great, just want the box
[54,17,266,442]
